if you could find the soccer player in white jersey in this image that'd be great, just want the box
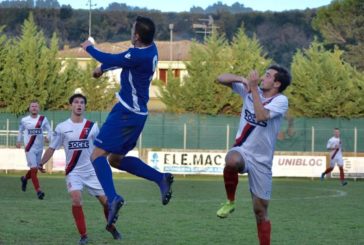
[38,94,121,245]
[215,65,291,245]
[321,128,348,186]
[17,100,51,200]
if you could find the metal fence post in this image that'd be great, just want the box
[183,123,187,150]
[354,127,357,153]
[138,133,142,152]
[6,119,9,147]
[226,124,230,151]
[311,126,315,152]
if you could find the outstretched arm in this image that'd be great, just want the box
[80,40,132,68]
[216,73,250,90]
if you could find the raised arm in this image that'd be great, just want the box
[248,70,270,122]
[216,73,249,89]
[80,40,132,68]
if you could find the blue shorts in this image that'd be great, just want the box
[94,102,147,155]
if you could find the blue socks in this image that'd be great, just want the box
[119,156,163,184]
[92,156,119,203]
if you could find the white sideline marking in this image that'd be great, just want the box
[271,188,347,201]
[0,188,347,205]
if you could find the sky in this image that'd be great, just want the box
[56,0,333,12]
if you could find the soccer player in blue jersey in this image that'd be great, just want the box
[81,16,174,227]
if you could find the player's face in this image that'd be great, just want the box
[29,102,39,116]
[334,129,340,138]
[71,97,85,116]
[260,69,279,92]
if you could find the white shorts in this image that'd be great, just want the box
[25,150,42,168]
[229,147,272,200]
[330,157,344,168]
[66,171,105,196]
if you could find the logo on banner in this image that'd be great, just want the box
[150,153,160,170]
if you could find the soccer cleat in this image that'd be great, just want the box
[79,235,88,245]
[160,173,174,205]
[107,195,124,226]
[216,201,235,218]
[320,173,325,181]
[106,224,122,240]
[37,191,45,200]
[342,181,348,186]
[20,176,27,192]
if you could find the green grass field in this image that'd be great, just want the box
[0,173,363,245]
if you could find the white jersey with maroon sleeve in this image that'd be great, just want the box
[232,83,288,174]
[327,137,342,160]
[50,118,99,175]
[17,115,52,152]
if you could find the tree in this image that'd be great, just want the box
[158,27,271,115]
[76,60,119,111]
[0,26,10,108]
[312,0,364,71]
[286,40,364,118]
[0,13,77,113]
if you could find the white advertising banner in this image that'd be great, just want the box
[272,155,326,177]
[147,151,226,175]
[331,157,364,178]
[0,149,30,170]
[51,149,139,172]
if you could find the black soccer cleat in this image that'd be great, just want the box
[20,176,27,192]
[160,173,174,205]
[106,224,122,240]
[107,195,124,226]
[79,235,88,245]
[37,191,45,200]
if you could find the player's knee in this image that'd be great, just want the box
[225,151,245,172]
[254,206,268,222]
[70,193,82,206]
[108,154,124,168]
[91,147,108,162]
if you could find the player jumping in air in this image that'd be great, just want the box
[80,16,174,228]
[216,66,291,245]
[17,100,51,200]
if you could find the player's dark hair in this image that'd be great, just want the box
[135,16,155,45]
[28,100,40,111]
[69,93,87,105]
[268,64,291,92]
[334,128,340,130]
[29,100,39,105]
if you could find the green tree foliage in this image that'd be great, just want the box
[0,13,77,113]
[312,0,364,71]
[0,26,10,108]
[287,41,364,118]
[158,27,271,115]
[76,60,119,111]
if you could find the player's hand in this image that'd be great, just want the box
[44,136,49,143]
[38,165,46,173]
[248,70,260,89]
[93,66,103,78]
[80,40,94,50]
[16,142,21,148]
[241,77,251,92]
